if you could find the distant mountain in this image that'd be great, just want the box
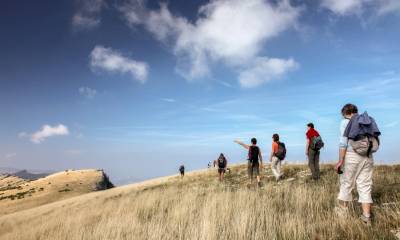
[11,170,50,180]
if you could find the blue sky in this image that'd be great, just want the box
[1,0,399,184]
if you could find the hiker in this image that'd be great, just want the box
[234,138,263,186]
[179,165,185,178]
[306,123,324,180]
[270,134,286,181]
[335,103,380,224]
[215,153,228,181]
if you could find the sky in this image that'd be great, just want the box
[1,0,400,185]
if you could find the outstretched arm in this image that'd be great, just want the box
[234,140,250,149]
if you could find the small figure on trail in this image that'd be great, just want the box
[335,103,380,224]
[306,122,324,180]
[179,165,185,178]
[270,133,286,181]
[234,138,263,187]
[208,161,212,168]
[215,153,228,181]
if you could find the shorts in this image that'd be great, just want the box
[338,151,373,203]
[248,161,260,178]
[218,168,226,174]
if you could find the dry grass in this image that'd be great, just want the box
[0,169,105,215]
[0,164,399,240]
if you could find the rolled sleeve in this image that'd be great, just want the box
[339,136,348,149]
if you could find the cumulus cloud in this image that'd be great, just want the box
[72,0,104,30]
[119,0,300,87]
[321,0,400,16]
[239,57,298,88]
[90,45,149,83]
[20,124,69,144]
[79,86,97,99]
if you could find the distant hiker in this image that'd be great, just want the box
[234,138,263,186]
[270,134,286,181]
[215,153,228,181]
[335,103,380,224]
[306,122,324,180]
[208,161,212,168]
[179,165,185,178]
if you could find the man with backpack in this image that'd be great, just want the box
[234,138,263,187]
[214,153,228,181]
[270,134,286,181]
[335,104,380,224]
[306,123,324,180]
[179,165,185,178]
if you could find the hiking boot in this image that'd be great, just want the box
[360,214,372,225]
[257,182,262,188]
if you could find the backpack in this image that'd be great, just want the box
[311,136,324,151]
[350,135,379,157]
[248,146,260,163]
[218,156,226,168]
[345,112,381,157]
[274,142,286,161]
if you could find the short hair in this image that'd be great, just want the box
[341,103,358,116]
[307,123,314,128]
[251,138,257,144]
[272,134,279,142]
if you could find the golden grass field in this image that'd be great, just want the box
[0,169,106,215]
[0,164,399,240]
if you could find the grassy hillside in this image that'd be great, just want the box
[0,169,112,215]
[0,164,399,240]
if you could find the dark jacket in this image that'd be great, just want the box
[344,112,381,139]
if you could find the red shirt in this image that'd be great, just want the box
[272,142,279,154]
[306,128,320,140]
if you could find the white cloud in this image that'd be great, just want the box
[239,57,298,88]
[5,153,16,159]
[321,0,400,16]
[321,0,364,15]
[217,80,235,88]
[119,0,300,87]
[20,124,69,144]
[79,86,97,99]
[377,0,400,15]
[18,132,28,138]
[72,0,104,30]
[90,45,149,83]
[161,98,176,103]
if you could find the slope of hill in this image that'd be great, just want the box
[0,164,399,240]
[0,169,113,215]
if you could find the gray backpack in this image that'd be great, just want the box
[350,135,379,156]
[311,136,324,151]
